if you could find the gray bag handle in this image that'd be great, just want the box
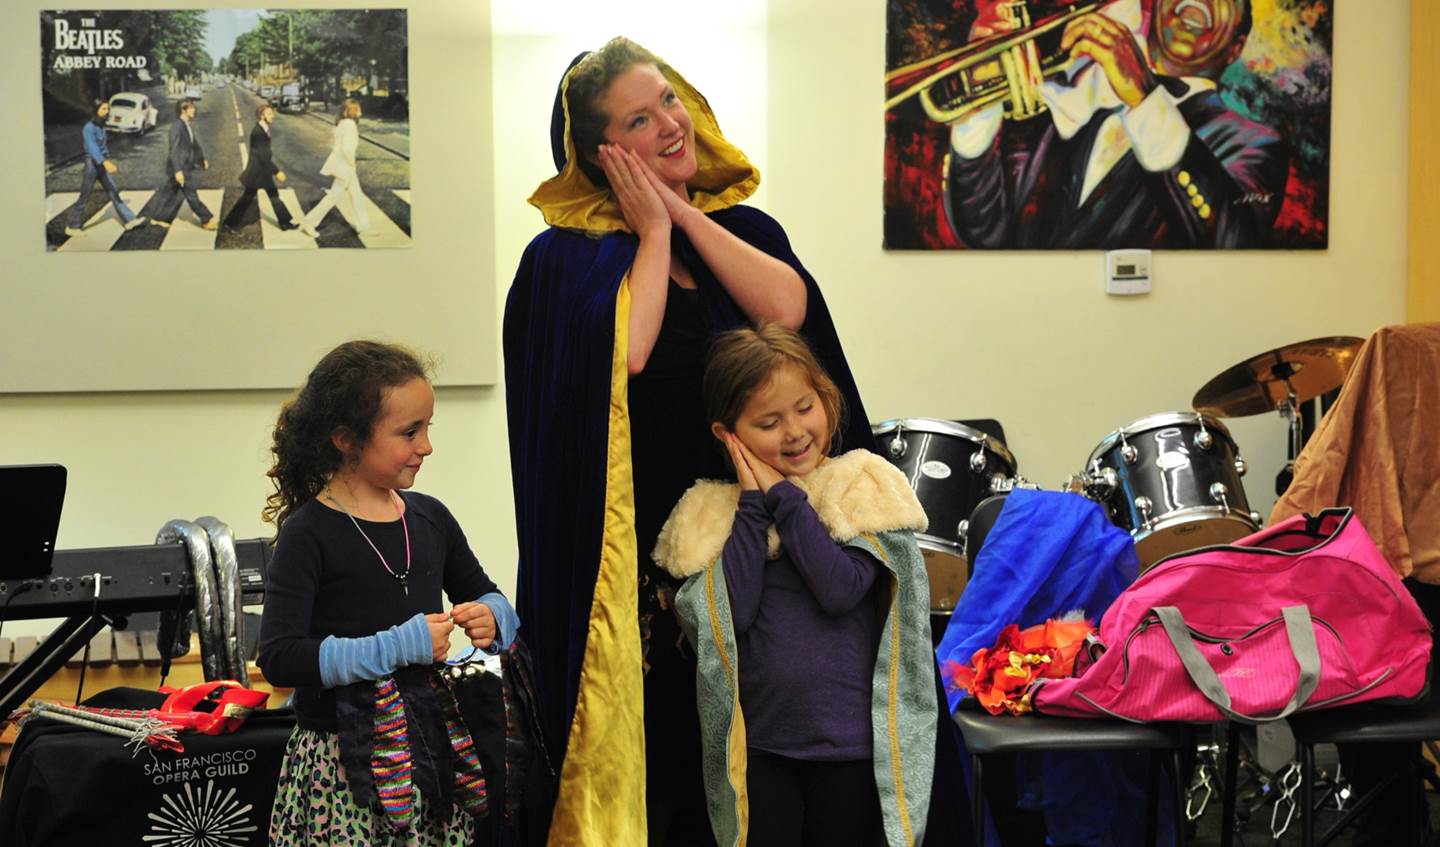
[1154,605,1321,725]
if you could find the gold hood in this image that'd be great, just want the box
[529,51,760,234]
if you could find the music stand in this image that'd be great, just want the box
[0,464,67,582]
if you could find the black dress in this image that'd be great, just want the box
[628,279,728,846]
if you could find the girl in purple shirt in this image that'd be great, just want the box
[655,323,936,847]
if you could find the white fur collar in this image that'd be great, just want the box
[652,449,928,579]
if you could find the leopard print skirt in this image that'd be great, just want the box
[269,727,474,847]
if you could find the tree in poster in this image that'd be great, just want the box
[225,10,407,110]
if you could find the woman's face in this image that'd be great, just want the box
[598,63,697,194]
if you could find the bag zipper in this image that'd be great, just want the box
[1121,613,1345,683]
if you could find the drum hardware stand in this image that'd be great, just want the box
[1227,454,1265,527]
[1118,431,1138,465]
[1065,462,1117,502]
[887,424,907,459]
[1187,741,1222,822]
[1275,384,1303,497]
[1195,417,1215,451]
[987,474,1035,494]
[1317,763,1350,812]
[1215,727,1359,844]
[1191,335,1362,500]
[1270,760,1303,841]
[1134,496,1155,532]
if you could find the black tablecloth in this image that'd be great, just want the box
[0,687,294,847]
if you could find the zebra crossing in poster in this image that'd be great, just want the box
[46,189,413,250]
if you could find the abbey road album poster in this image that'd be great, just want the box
[883,0,1334,250]
[42,9,411,252]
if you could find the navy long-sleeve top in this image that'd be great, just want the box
[257,490,498,732]
[722,481,883,760]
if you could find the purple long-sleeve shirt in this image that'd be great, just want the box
[722,481,883,760]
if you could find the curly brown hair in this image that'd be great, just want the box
[262,340,430,533]
[564,36,672,188]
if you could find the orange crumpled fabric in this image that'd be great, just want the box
[943,618,1096,715]
[1271,323,1440,583]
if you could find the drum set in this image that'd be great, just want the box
[875,336,1365,618]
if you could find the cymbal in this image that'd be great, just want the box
[1193,336,1365,417]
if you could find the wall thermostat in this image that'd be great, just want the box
[1105,249,1152,295]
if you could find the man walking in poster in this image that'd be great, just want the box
[222,103,299,232]
[65,99,147,236]
[149,99,217,230]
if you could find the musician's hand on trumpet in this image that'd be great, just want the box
[969,0,1023,40]
[946,0,1023,156]
[884,1,1104,125]
[1059,12,1159,108]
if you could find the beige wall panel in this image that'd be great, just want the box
[1411,0,1439,322]
[0,0,495,392]
[767,0,1409,522]
[0,1,1415,646]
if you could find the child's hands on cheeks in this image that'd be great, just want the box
[450,601,498,650]
[721,431,785,493]
[425,612,455,661]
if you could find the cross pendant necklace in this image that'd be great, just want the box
[327,487,411,595]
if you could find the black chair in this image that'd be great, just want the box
[954,708,1193,846]
[963,492,1009,578]
[1214,697,1440,847]
[952,492,1193,846]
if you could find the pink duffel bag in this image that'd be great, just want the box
[1034,508,1432,723]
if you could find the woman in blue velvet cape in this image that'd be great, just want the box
[502,39,876,846]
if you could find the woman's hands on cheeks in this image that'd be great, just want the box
[598,144,671,239]
[632,149,696,226]
[450,602,498,650]
[720,431,785,493]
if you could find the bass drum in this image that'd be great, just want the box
[1083,411,1261,569]
[871,418,1017,613]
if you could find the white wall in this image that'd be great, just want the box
[0,0,511,641]
[0,2,1411,642]
[766,0,1409,518]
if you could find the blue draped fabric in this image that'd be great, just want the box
[937,488,1138,710]
[935,489,1171,847]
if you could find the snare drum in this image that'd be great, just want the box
[1083,411,1260,568]
[871,418,1018,611]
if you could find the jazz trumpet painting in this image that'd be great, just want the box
[42,9,412,252]
[883,0,1333,250]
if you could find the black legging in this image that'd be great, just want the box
[746,750,883,847]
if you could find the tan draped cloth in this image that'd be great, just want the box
[1270,323,1440,582]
